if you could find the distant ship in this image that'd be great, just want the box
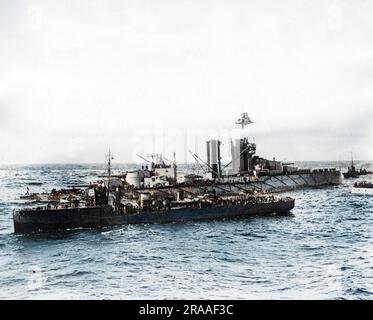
[343,158,372,179]
[352,181,373,195]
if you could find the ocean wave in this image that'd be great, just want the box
[0,162,372,299]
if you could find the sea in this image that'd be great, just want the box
[0,161,372,300]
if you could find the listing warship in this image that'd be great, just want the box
[13,113,341,234]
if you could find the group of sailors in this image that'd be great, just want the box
[354,181,373,188]
[217,194,278,206]
[36,182,281,213]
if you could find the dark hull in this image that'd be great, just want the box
[136,170,342,195]
[343,172,372,179]
[13,199,295,234]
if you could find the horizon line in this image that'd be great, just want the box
[0,159,372,167]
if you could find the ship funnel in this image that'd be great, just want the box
[231,138,256,174]
[206,140,222,179]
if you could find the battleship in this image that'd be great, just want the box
[112,113,342,195]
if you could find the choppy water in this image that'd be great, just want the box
[0,162,372,300]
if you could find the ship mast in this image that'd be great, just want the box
[106,149,114,205]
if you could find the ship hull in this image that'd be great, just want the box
[13,199,295,234]
[137,170,342,196]
[245,170,342,192]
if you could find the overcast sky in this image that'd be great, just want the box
[0,0,372,164]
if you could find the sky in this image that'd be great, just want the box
[0,0,372,164]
